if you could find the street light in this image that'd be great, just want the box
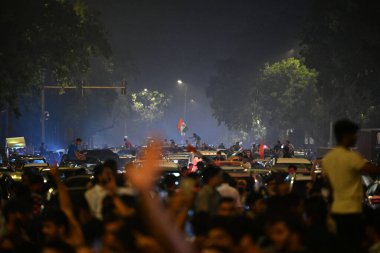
[177,79,188,121]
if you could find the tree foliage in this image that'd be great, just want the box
[0,0,110,115]
[300,0,380,125]
[207,0,380,145]
[131,90,171,122]
[207,59,251,131]
[254,58,326,143]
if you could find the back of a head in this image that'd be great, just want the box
[93,164,104,184]
[221,172,232,184]
[246,193,264,207]
[304,196,328,225]
[202,165,221,184]
[219,197,235,206]
[334,119,359,143]
[3,198,33,222]
[27,172,44,186]
[265,213,304,235]
[103,159,118,173]
[163,174,177,188]
[43,209,70,233]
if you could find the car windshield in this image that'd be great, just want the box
[24,159,46,164]
[171,158,189,168]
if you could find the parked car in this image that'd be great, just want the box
[6,155,49,181]
[0,172,16,201]
[165,153,193,169]
[269,158,312,174]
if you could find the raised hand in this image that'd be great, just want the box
[126,138,162,192]
[49,165,60,181]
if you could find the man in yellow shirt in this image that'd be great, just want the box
[324,119,380,253]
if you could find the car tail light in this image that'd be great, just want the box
[369,196,380,204]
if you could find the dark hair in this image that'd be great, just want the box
[202,165,221,183]
[3,199,32,222]
[103,159,118,173]
[163,174,177,188]
[208,216,242,244]
[265,213,305,235]
[26,172,44,185]
[217,150,222,155]
[221,172,232,184]
[219,197,235,206]
[191,212,210,236]
[42,209,70,235]
[304,196,328,226]
[93,164,105,183]
[246,193,264,207]
[334,119,359,143]
[42,240,75,253]
[75,138,82,142]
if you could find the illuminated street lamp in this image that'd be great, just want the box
[177,79,188,121]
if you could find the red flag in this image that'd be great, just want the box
[177,118,184,132]
[259,144,264,159]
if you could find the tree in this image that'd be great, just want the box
[0,0,110,116]
[206,0,308,140]
[254,58,326,144]
[131,89,171,122]
[300,0,380,126]
[207,58,251,131]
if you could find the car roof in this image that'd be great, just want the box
[275,158,312,164]
[17,155,45,160]
[133,160,180,171]
[199,151,226,155]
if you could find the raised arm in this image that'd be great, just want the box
[127,141,194,253]
[50,167,84,247]
[105,175,135,217]
[361,162,380,174]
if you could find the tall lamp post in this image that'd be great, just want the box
[177,79,188,121]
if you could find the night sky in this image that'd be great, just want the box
[80,0,307,145]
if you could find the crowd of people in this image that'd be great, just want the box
[1,119,380,253]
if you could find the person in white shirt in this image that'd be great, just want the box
[85,163,133,220]
[323,119,380,253]
[217,172,242,209]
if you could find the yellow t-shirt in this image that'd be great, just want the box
[323,146,367,214]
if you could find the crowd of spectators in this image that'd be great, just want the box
[1,120,380,253]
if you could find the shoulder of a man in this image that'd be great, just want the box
[324,147,367,172]
[322,148,339,174]
[348,150,367,171]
